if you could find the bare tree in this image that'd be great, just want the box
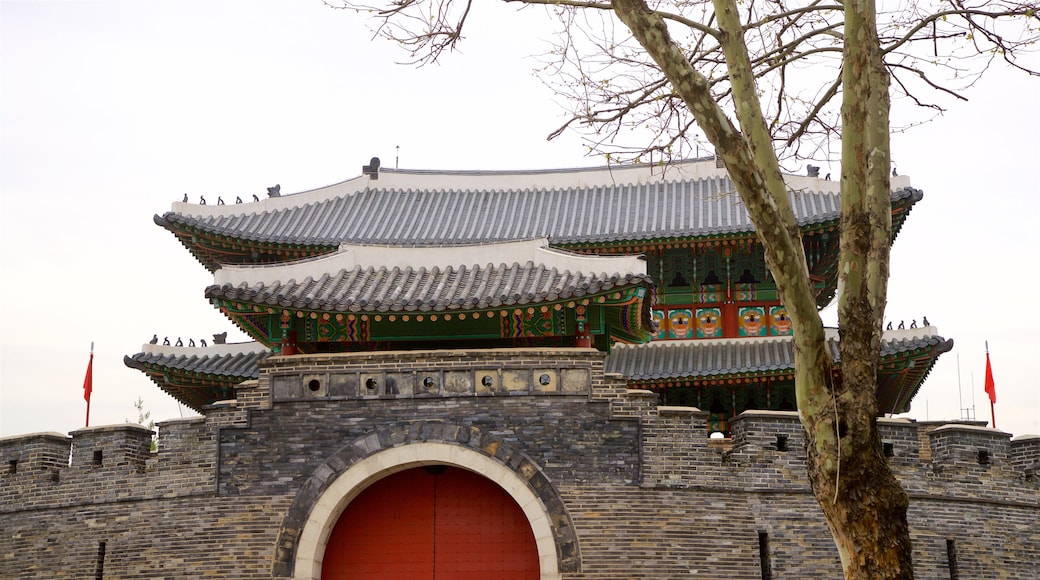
[326,0,1038,576]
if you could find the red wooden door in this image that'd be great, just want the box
[321,466,540,579]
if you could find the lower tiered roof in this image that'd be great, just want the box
[606,327,953,414]
[123,342,270,412]
[126,328,951,415]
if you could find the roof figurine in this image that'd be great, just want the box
[362,156,380,178]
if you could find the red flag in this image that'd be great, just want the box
[83,352,94,403]
[984,351,996,405]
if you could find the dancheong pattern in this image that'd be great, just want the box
[307,316,370,342]
[500,309,564,338]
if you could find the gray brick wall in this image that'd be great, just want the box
[1,348,1037,579]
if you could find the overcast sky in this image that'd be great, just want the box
[2,0,1037,439]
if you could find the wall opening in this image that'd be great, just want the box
[758,531,772,580]
[92,450,103,467]
[94,540,106,580]
[946,538,958,580]
[291,442,563,580]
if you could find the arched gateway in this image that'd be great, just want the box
[287,440,567,580]
[321,465,538,578]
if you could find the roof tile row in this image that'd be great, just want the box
[162,175,918,247]
[206,262,652,313]
[605,330,954,380]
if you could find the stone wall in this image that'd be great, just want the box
[1,348,1037,578]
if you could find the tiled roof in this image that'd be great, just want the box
[123,342,270,411]
[157,159,922,248]
[206,239,652,313]
[125,342,270,379]
[604,327,954,380]
[124,329,951,414]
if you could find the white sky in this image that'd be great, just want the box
[1,0,1037,439]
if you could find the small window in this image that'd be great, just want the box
[95,540,107,580]
[977,449,990,465]
[93,450,103,467]
[883,442,894,458]
[758,531,772,580]
[7,459,17,474]
[946,538,958,579]
[775,434,788,452]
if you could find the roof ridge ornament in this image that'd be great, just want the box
[363,157,380,180]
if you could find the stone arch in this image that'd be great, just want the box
[271,421,580,579]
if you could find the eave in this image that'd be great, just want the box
[155,213,338,272]
[123,344,270,411]
[606,328,953,415]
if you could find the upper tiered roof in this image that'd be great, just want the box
[156,158,922,271]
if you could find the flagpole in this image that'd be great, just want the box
[984,341,996,429]
[84,342,94,428]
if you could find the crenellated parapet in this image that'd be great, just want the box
[69,424,153,472]
[1,350,1036,535]
[0,418,218,513]
[1010,434,1040,476]
[617,393,1039,502]
[0,348,1037,579]
[1,432,70,478]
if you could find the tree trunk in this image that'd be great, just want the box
[611,0,914,576]
[798,0,915,576]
